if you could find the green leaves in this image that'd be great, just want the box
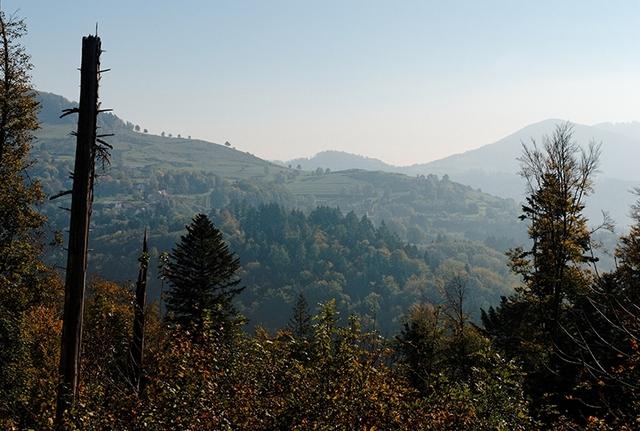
[0,11,51,428]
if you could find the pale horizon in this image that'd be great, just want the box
[11,1,640,165]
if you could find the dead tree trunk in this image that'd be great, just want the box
[130,229,149,393]
[55,35,101,426]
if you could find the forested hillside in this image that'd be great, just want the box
[35,92,522,248]
[217,204,516,331]
[32,92,524,330]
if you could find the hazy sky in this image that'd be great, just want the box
[6,1,640,165]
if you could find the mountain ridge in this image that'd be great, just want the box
[284,119,640,227]
[33,91,637,232]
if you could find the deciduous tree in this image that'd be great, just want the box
[483,123,604,423]
[0,10,50,427]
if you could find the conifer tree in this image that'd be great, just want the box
[164,213,243,336]
[288,293,312,339]
[287,293,313,362]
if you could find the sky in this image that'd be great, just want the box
[5,0,640,165]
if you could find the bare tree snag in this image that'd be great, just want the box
[130,229,149,393]
[55,35,102,426]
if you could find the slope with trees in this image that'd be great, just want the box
[27,92,526,333]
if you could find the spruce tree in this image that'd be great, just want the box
[286,293,313,362]
[164,213,243,336]
[288,293,312,339]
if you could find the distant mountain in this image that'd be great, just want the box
[407,119,640,227]
[32,91,523,248]
[593,121,640,141]
[405,119,639,181]
[31,91,634,330]
[286,120,640,228]
[285,150,397,173]
[32,92,530,330]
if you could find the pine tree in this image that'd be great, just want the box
[288,293,312,339]
[286,293,313,362]
[164,213,243,336]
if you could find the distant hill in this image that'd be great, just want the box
[285,150,397,173]
[32,92,522,239]
[33,92,520,245]
[31,91,630,329]
[34,92,290,180]
[285,119,640,228]
[406,119,640,228]
[593,121,640,141]
[404,119,639,181]
[36,91,126,130]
